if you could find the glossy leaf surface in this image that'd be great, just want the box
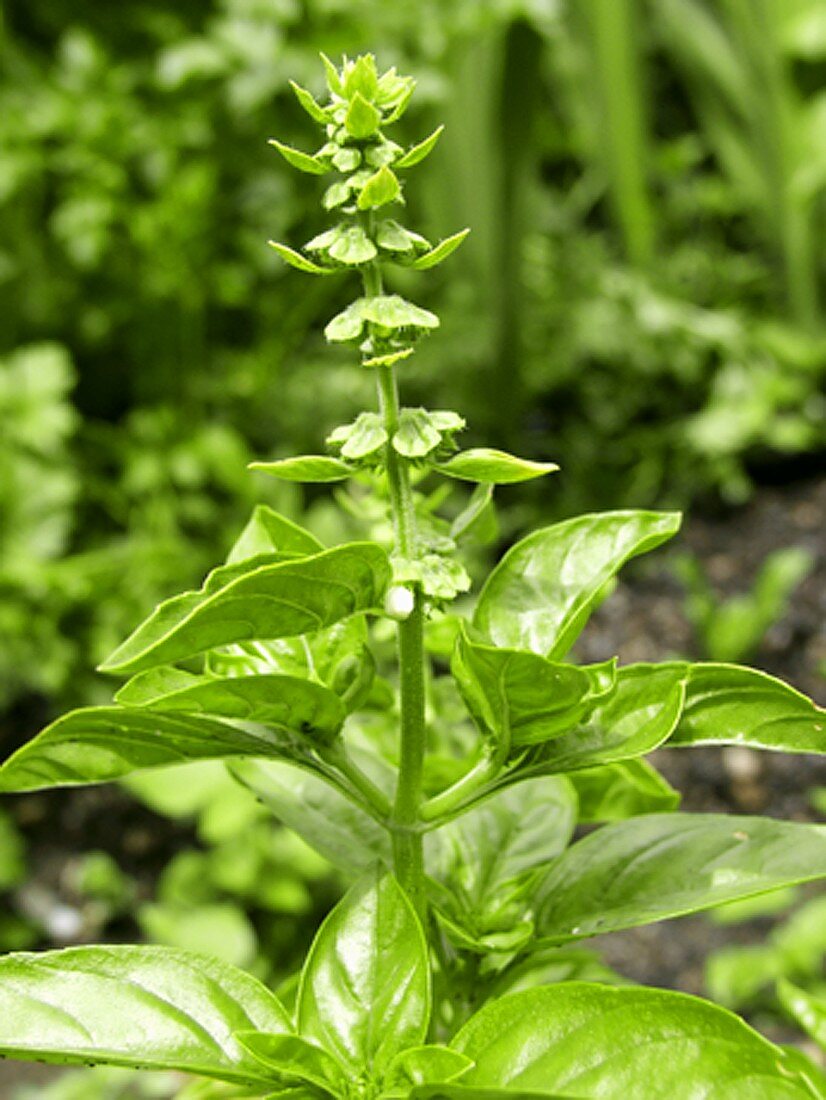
[0,946,289,1083]
[0,707,299,792]
[235,1032,347,1092]
[453,984,817,1097]
[671,663,826,754]
[569,759,680,821]
[230,759,390,871]
[298,871,430,1075]
[474,511,681,658]
[535,814,826,942]
[100,543,389,675]
[437,448,558,484]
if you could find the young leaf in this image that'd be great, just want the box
[343,54,378,101]
[234,1032,348,1093]
[345,91,381,138]
[327,224,378,264]
[569,759,681,822]
[426,777,577,952]
[100,543,390,675]
[230,759,391,871]
[0,946,290,1084]
[249,455,354,482]
[319,53,343,95]
[534,813,826,943]
[356,165,401,209]
[396,125,445,168]
[452,984,817,1097]
[268,140,327,175]
[528,663,688,771]
[297,870,430,1077]
[409,229,471,271]
[289,80,330,122]
[226,505,323,563]
[0,707,301,792]
[115,672,346,744]
[393,408,443,458]
[436,448,557,484]
[384,1045,473,1088]
[363,294,439,331]
[267,242,334,275]
[670,663,826,754]
[777,979,826,1051]
[474,511,682,659]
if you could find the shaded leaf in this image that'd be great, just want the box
[474,511,682,658]
[235,1032,347,1093]
[569,759,680,822]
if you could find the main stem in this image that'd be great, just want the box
[362,258,428,923]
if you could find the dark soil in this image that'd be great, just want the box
[0,477,824,1090]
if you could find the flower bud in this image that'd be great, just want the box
[384,585,415,620]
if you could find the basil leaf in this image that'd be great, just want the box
[288,81,330,123]
[345,92,381,138]
[569,759,680,822]
[297,870,430,1076]
[0,946,289,1084]
[115,672,345,744]
[267,242,333,274]
[100,543,390,675]
[226,505,324,562]
[535,814,826,942]
[436,449,558,484]
[408,229,471,271]
[384,1045,473,1088]
[0,707,300,792]
[530,663,688,771]
[670,663,826,753]
[451,629,611,751]
[474,510,681,658]
[427,777,576,952]
[230,759,391,872]
[411,1087,568,1099]
[234,1032,347,1093]
[268,140,327,175]
[453,983,816,1097]
[396,125,445,168]
[249,456,354,482]
[356,165,401,209]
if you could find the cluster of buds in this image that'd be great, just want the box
[268,53,469,366]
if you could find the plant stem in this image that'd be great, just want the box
[360,258,428,923]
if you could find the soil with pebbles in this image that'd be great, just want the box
[0,477,824,1090]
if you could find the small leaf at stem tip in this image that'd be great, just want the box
[319,52,343,95]
[249,455,354,482]
[267,242,335,275]
[436,449,559,484]
[344,54,379,101]
[345,91,381,138]
[357,164,401,209]
[289,80,330,122]
[396,124,445,168]
[268,139,327,175]
[409,229,471,270]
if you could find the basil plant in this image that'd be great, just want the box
[2,54,825,1100]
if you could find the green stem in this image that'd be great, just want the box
[360,256,428,922]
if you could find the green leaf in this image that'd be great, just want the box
[328,411,387,460]
[327,224,377,265]
[393,408,443,458]
[529,663,688,771]
[778,980,826,1051]
[267,242,333,275]
[343,55,379,101]
[396,125,445,168]
[384,1046,473,1088]
[363,295,439,331]
[670,663,826,754]
[100,543,390,675]
[115,672,345,744]
[535,814,826,943]
[411,1089,578,1100]
[230,759,391,872]
[474,511,682,659]
[569,759,681,822]
[453,983,817,1097]
[451,630,607,752]
[356,165,401,209]
[268,140,327,175]
[409,229,471,271]
[0,707,301,792]
[324,300,365,342]
[437,448,557,484]
[297,870,430,1076]
[226,505,323,563]
[289,80,330,122]
[376,219,429,253]
[427,777,577,952]
[322,179,353,209]
[0,946,290,1083]
[320,53,343,95]
[234,1032,347,1093]
[345,91,381,138]
[249,455,353,482]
